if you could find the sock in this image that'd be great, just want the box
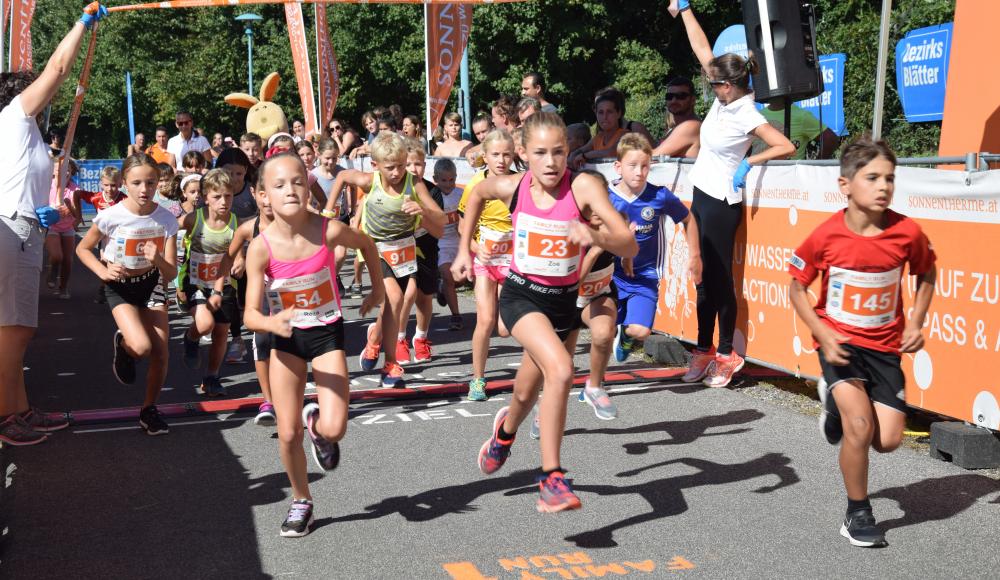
[397,331,406,341]
[414,328,428,340]
[847,497,871,513]
[497,423,516,443]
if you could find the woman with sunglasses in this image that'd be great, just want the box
[652,77,701,158]
[673,2,794,388]
[326,118,358,158]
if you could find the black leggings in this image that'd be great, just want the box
[691,187,743,356]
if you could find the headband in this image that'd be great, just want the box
[180,174,202,190]
[267,132,294,149]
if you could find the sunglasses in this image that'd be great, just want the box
[665,92,691,100]
[176,120,192,126]
[330,125,342,131]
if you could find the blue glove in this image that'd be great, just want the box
[678,0,691,11]
[79,3,108,30]
[733,159,752,191]
[35,206,60,229]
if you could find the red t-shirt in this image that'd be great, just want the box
[80,190,124,212]
[788,209,935,354]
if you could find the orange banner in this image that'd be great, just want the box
[56,25,99,197]
[8,0,36,71]
[285,3,318,135]
[425,2,473,132]
[109,0,525,13]
[314,3,339,130]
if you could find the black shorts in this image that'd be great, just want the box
[252,331,272,362]
[185,285,239,324]
[379,258,416,287]
[105,269,167,310]
[234,272,247,309]
[818,344,907,414]
[273,319,345,361]
[499,271,581,342]
[415,234,439,295]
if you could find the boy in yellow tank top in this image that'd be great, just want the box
[324,133,445,387]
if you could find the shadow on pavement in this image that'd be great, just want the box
[564,409,766,455]
[564,453,799,548]
[0,419,298,579]
[871,473,1000,532]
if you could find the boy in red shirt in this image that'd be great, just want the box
[788,138,936,548]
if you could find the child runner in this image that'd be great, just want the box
[240,132,263,171]
[182,150,207,175]
[452,112,637,512]
[73,165,124,304]
[45,159,81,299]
[432,159,464,329]
[456,129,516,400]
[173,173,202,304]
[394,139,443,364]
[326,133,445,386]
[178,169,240,397]
[788,138,935,548]
[609,134,701,364]
[312,138,352,295]
[243,153,384,537]
[153,163,181,217]
[296,140,317,169]
[433,112,474,158]
[227,175,277,425]
[76,153,178,435]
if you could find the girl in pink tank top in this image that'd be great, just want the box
[451,112,638,514]
[241,153,384,538]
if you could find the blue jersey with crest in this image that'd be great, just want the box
[609,180,689,284]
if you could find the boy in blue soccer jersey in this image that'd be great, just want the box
[609,134,702,361]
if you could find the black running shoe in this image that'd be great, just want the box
[280,499,315,538]
[302,403,341,471]
[817,379,843,444]
[841,508,887,547]
[138,405,169,436]
[112,331,136,385]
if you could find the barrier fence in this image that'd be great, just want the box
[76,154,1000,430]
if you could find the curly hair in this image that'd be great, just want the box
[0,71,37,111]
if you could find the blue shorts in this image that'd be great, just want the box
[615,275,658,329]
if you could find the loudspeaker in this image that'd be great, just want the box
[741,0,823,103]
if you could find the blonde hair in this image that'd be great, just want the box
[482,128,515,154]
[100,165,121,182]
[370,131,407,163]
[201,168,233,195]
[403,137,426,160]
[616,132,653,160]
[520,111,566,148]
[121,153,160,180]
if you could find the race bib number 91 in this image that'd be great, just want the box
[266,267,342,329]
[376,236,418,278]
[826,266,900,329]
[114,226,165,269]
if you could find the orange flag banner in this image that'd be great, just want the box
[8,0,36,71]
[285,2,319,135]
[314,3,339,130]
[109,0,524,12]
[425,2,473,133]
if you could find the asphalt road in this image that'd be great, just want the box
[1,252,998,579]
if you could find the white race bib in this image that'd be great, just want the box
[826,266,900,328]
[376,236,418,277]
[188,251,227,288]
[114,225,166,270]
[579,263,614,298]
[513,214,580,277]
[176,229,187,262]
[266,267,342,329]
[477,226,513,267]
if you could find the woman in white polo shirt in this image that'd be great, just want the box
[674,4,795,388]
[0,3,108,445]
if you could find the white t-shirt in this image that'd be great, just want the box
[0,96,54,219]
[93,202,179,267]
[439,187,463,248]
[688,94,767,205]
[166,132,211,170]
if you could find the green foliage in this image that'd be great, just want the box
[26,0,955,159]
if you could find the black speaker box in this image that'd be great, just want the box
[741,0,823,103]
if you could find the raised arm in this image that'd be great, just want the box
[679,6,715,73]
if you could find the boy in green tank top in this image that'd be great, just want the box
[325,133,445,387]
[177,169,240,396]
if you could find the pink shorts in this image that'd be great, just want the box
[473,260,509,283]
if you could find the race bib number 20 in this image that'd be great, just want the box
[826,266,900,329]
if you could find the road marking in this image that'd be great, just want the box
[57,372,75,377]
[74,416,248,433]
[445,551,692,578]
[57,338,73,342]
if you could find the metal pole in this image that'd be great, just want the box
[246,27,254,94]
[872,0,892,139]
[460,46,471,140]
[126,72,136,145]
[423,3,433,149]
[0,0,6,73]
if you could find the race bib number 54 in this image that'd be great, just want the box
[266,267,342,329]
[826,266,900,328]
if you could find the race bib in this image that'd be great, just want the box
[188,251,227,288]
[826,266,900,328]
[376,236,418,277]
[266,267,342,329]
[176,229,187,262]
[114,225,165,270]
[579,263,614,298]
[513,214,580,277]
[443,210,461,236]
[478,226,513,267]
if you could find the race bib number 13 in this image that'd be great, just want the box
[826,266,900,329]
